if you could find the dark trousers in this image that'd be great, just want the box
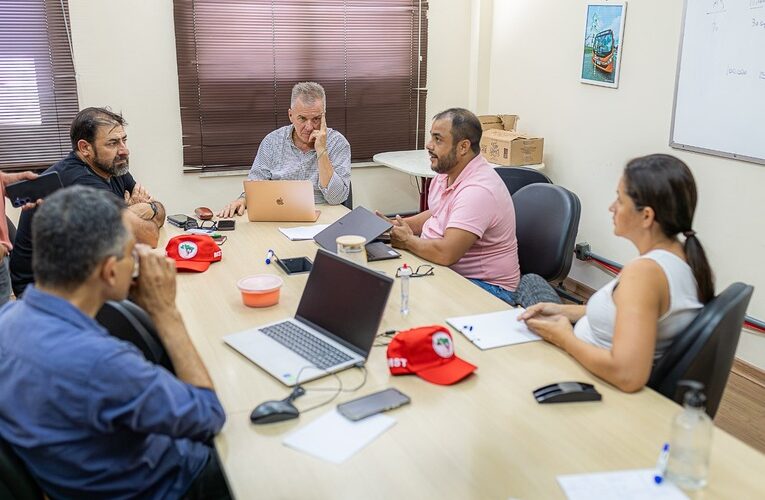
[185,448,232,500]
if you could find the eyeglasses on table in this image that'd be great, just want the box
[396,264,434,278]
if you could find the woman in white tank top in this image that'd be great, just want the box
[519,154,714,392]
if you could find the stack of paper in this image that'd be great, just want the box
[283,409,396,464]
[557,469,688,500]
[278,224,329,241]
[446,308,540,350]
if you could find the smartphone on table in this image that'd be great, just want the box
[167,214,198,230]
[217,219,235,231]
[337,388,410,421]
[5,171,63,208]
[276,256,313,275]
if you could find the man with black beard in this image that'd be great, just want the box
[379,108,521,304]
[10,107,164,297]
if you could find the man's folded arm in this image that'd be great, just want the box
[87,348,226,442]
[125,208,160,248]
[320,139,351,205]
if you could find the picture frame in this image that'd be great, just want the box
[580,1,627,88]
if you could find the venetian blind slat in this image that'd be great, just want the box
[0,0,79,172]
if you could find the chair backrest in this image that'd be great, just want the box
[512,184,581,283]
[342,181,353,210]
[5,216,16,248]
[648,282,753,418]
[0,437,44,500]
[96,300,175,373]
[494,167,552,196]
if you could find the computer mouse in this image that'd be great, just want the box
[532,381,602,404]
[249,400,300,424]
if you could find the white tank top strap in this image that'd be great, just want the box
[574,249,703,360]
[637,249,699,321]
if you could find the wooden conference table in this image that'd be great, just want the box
[373,149,545,212]
[162,206,764,499]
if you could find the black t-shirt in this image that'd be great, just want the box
[9,152,136,296]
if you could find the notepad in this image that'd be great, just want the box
[278,224,330,241]
[446,308,541,350]
[557,469,688,500]
[283,409,396,464]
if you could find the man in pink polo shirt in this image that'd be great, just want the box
[387,108,520,304]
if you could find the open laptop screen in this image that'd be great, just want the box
[296,249,393,356]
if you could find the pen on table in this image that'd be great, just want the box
[265,249,275,264]
[654,442,670,484]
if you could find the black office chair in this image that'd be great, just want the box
[342,181,353,210]
[96,300,175,373]
[512,183,581,303]
[495,167,552,196]
[648,282,753,419]
[5,216,16,248]
[0,437,44,500]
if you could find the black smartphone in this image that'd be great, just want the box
[337,388,410,421]
[375,233,391,244]
[217,219,235,231]
[276,256,313,275]
[167,214,198,230]
[5,171,63,208]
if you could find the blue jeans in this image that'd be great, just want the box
[0,256,10,307]
[468,278,517,305]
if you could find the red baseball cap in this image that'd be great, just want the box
[165,234,222,272]
[387,325,476,385]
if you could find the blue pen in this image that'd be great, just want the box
[654,442,670,484]
[265,249,274,264]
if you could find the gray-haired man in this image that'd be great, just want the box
[0,186,229,499]
[218,81,351,217]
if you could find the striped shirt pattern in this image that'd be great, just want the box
[247,125,351,205]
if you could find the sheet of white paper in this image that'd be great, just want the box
[283,409,395,464]
[557,469,688,500]
[278,224,330,241]
[446,308,540,349]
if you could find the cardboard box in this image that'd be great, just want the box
[480,130,544,166]
[478,114,518,132]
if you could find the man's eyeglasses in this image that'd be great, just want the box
[198,220,218,231]
[396,264,434,278]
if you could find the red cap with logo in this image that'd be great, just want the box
[386,325,476,385]
[165,234,222,272]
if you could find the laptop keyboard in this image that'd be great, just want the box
[260,321,353,370]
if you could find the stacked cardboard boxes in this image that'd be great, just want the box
[478,114,544,166]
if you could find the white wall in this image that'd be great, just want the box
[53,0,765,368]
[487,0,765,369]
[66,0,477,216]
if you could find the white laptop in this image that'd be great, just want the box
[223,249,394,386]
[244,180,320,222]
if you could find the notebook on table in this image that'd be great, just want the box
[313,206,401,262]
[244,180,320,222]
[223,249,394,386]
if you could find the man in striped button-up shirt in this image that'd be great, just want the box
[218,82,351,217]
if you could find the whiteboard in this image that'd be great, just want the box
[670,0,765,165]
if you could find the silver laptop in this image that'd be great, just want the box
[223,249,393,386]
[244,180,320,222]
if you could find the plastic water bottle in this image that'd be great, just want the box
[399,263,412,316]
[665,380,713,490]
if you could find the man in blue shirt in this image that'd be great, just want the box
[0,186,228,499]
